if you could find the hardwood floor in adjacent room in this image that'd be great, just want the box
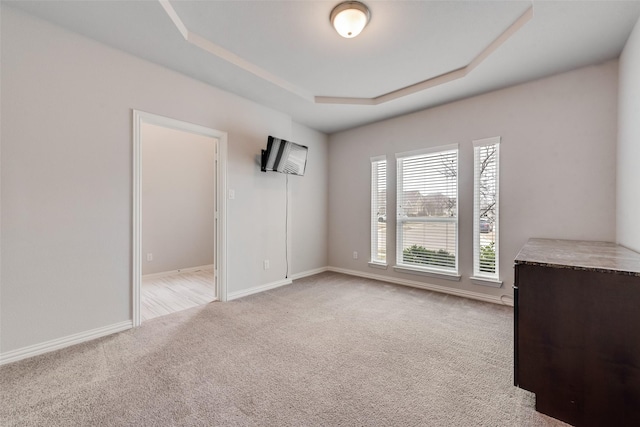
[141,268,216,322]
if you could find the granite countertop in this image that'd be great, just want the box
[515,238,640,276]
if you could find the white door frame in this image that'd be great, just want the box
[132,110,228,327]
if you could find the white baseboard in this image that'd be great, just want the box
[227,278,293,301]
[225,266,330,301]
[327,266,513,307]
[142,264,214,280]
[0,320,133,366]
[288,267,329,281]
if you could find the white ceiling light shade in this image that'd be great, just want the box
[330,1,371,38]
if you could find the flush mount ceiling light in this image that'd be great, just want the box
[330,1,371,38]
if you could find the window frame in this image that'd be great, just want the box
[395,144,460,278]
[471,137,501,285]
[370,155,387,267]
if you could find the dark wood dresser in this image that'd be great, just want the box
[514,239,640,426]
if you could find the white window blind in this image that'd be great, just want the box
[396,146,458,274]
[473,137,500,280]
[371,157,387,264]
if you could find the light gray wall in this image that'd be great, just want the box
[0,7,328,354]
[141,123,215,275]
[617,16,640,253]
[290,123,329,275]
[328,61,619,300]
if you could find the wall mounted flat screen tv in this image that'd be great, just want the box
[261,136,308,176]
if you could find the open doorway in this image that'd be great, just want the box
[132,111,227,326]
[141,123,216,321]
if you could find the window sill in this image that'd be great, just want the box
[470,276,503,288]
[368,262,388,270]
[394,265,461,282]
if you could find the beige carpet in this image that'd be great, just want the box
[0,272,567,426]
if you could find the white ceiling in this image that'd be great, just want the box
[7,0,640,134]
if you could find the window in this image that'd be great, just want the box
[370,156,387,264]
[473,137,500,281]
[396,145,458,275]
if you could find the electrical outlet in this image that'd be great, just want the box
[146,253,153,262]
[263,260,270,270]
[229,189,235,199]
[353,251,358,260]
